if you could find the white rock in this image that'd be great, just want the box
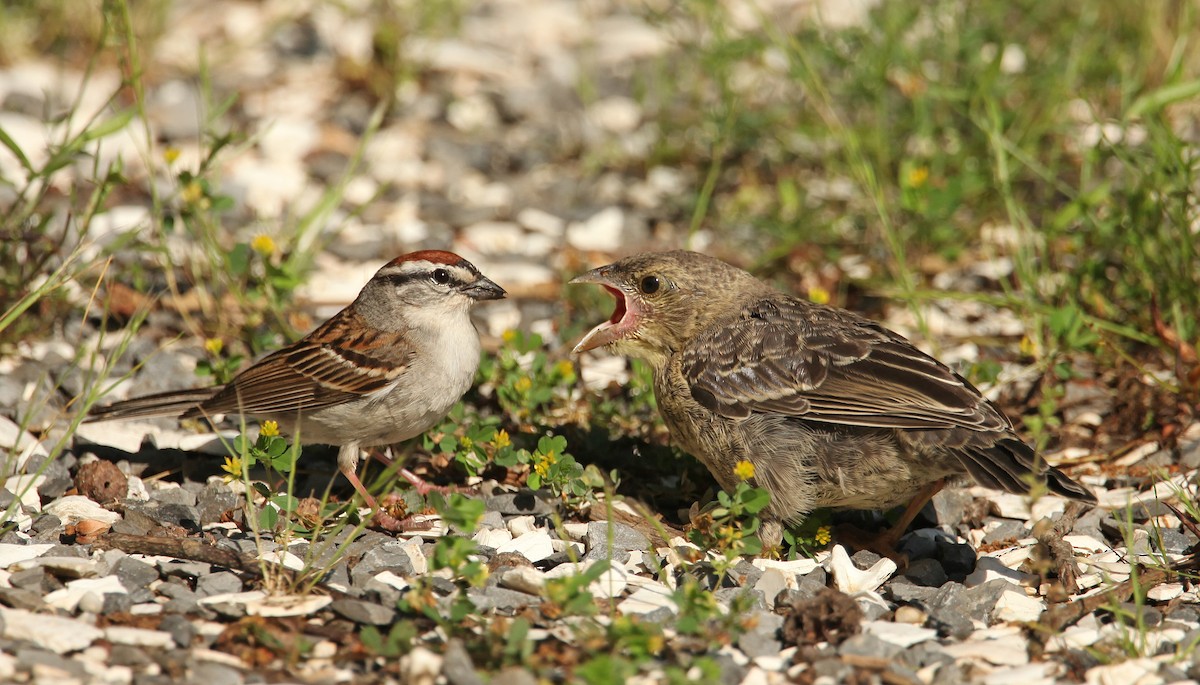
[499,566,546,595]
[474,528,514,548]
[0,416,48,474]
[751,558,821,575]
[399,538,429,576]
[0,543,53,569]
[12,556,99,578]
[587,96,641,133]
[993,589,1045,622]
[516,208,565,237]
[753,568,791,603]
[104,626,175,649]
[828,544,896,594]
[507,515,538,537]
[72,419,158,454]
[566,207,625,252]
[198,590,268,607]
[981,663,1061,685]
[618,584,677,616]
[462,221,526,254]
[125,476,150,501]
[0,607,103,653]
[258,116,320,162]
[579,355,631,390]
[0,651,13,681]
[964,556,1039,588]
[589,565,629,600]
[4,474,45,511]
[259,549,305,572]
[862,620,937,647]
[399,646,443,685]
[495,530,554,563]
[1147,583,1184,602]
[44,575,125,612]
[562,522,590,540]
[245,594,332,617]
[43,495,121,525]
[1084,658,1161,685]
[942,631,1030,666]
[372,570,409,592]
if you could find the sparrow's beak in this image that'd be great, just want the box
[569,266,636,353]
[460,276,507,301]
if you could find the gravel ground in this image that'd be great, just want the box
[2,1,1199,684]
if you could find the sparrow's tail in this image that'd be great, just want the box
[86,387,216,422]
[958,436,1097,503]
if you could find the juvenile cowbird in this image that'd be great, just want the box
[89,251,505,527]
[570,250,1094,554]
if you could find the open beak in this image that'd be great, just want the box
[569,266,635,353]
[460,276,507,301]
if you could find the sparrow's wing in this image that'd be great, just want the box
[680,297,1009,433]
[188,311,416,418]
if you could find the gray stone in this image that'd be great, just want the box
[1157,528,1197,555]
[903,558,947,587]
[857,597,892,621]
[715,587,765,611]
[186,660,244,685]
[159,614,195,647]
[484,491,553,516]
[466,587,539,612]
[443,638,485,685]
[150,487,196,507]
[900,533,939,561]
[926,583,974,639]
[197,482,240,525]
[111,514,153,537]
[1071,507,1108,541]
[196,571,243,597]
[586,520,649,554]
[931,662,968,685]
[160,560,211,579]
[126,501,201,531]
[109,644,154,668]
[489,667,538,685]
[898,641,953,670]
[30,514,62,537]
[35,460,73,499]
[331,599,396,625]
[351,541,417,586]
[981,519,1027,545]
[886,578,938,605]
[931,488,976,530]
[0,586,46,611]
[9,567,56,593]
[729,559,763,588]
[850,549,883,569]
[476,510,505,530]
[16,647,86,679]
[962,579,1011,624]
[737,613,783,657]
[714,652,748,685]
[101,592,132,614]
[113,557,160,591]
[1116,602,1162,627]
[812,657,853,681]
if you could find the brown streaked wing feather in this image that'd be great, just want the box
[187,311,416,418]
[683,297,1007,432]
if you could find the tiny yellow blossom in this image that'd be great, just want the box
[163,147,181,164]
[494,429,511,449]
[534,459,551,478]
[204,338,224,356]
[260,420,280,438]
[1019,335,1038,358]
[554,360,575,379]
[251,234,276,256]
[460,436,474,450]
[514,376,533,393]
[906,166,929,188]
[180,180,204,205]
[502,329,518,344]
[734,460,756,481]
[814,526,832,546]
[807,286,831,305]
[220,455,242,482]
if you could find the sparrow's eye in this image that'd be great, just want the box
[432,268,451,285]
[639,275,661,294]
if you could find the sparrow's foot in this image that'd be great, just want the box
[399,467,459,496]
[833,478,947,566]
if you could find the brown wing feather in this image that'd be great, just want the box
[185,310,416,418]
[682,297,1009,432]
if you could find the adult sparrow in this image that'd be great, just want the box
[89,251,506,526]
[570,250,1094,555]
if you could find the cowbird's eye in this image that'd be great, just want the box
[640,275,660,294]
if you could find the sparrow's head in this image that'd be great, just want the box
[357,250,506,330]
[569,250,764,366]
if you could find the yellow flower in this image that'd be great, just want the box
[220,455,242,482]
[534,459,551,478]
[163,147,181,164]
[460,436,474,450]
[514,376,532,393]
[494,429,511,449]
[906,165,929,189]
[260,420,280,438]
[251,234,276,256]
[814,526,832,546]
[502,329,518,344]
[554,360,575,379]
[1020,335,1038,358]
[204,337,224,356]
[734,460,755,481]
[180,179,204,205]
[807,286,831,305]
